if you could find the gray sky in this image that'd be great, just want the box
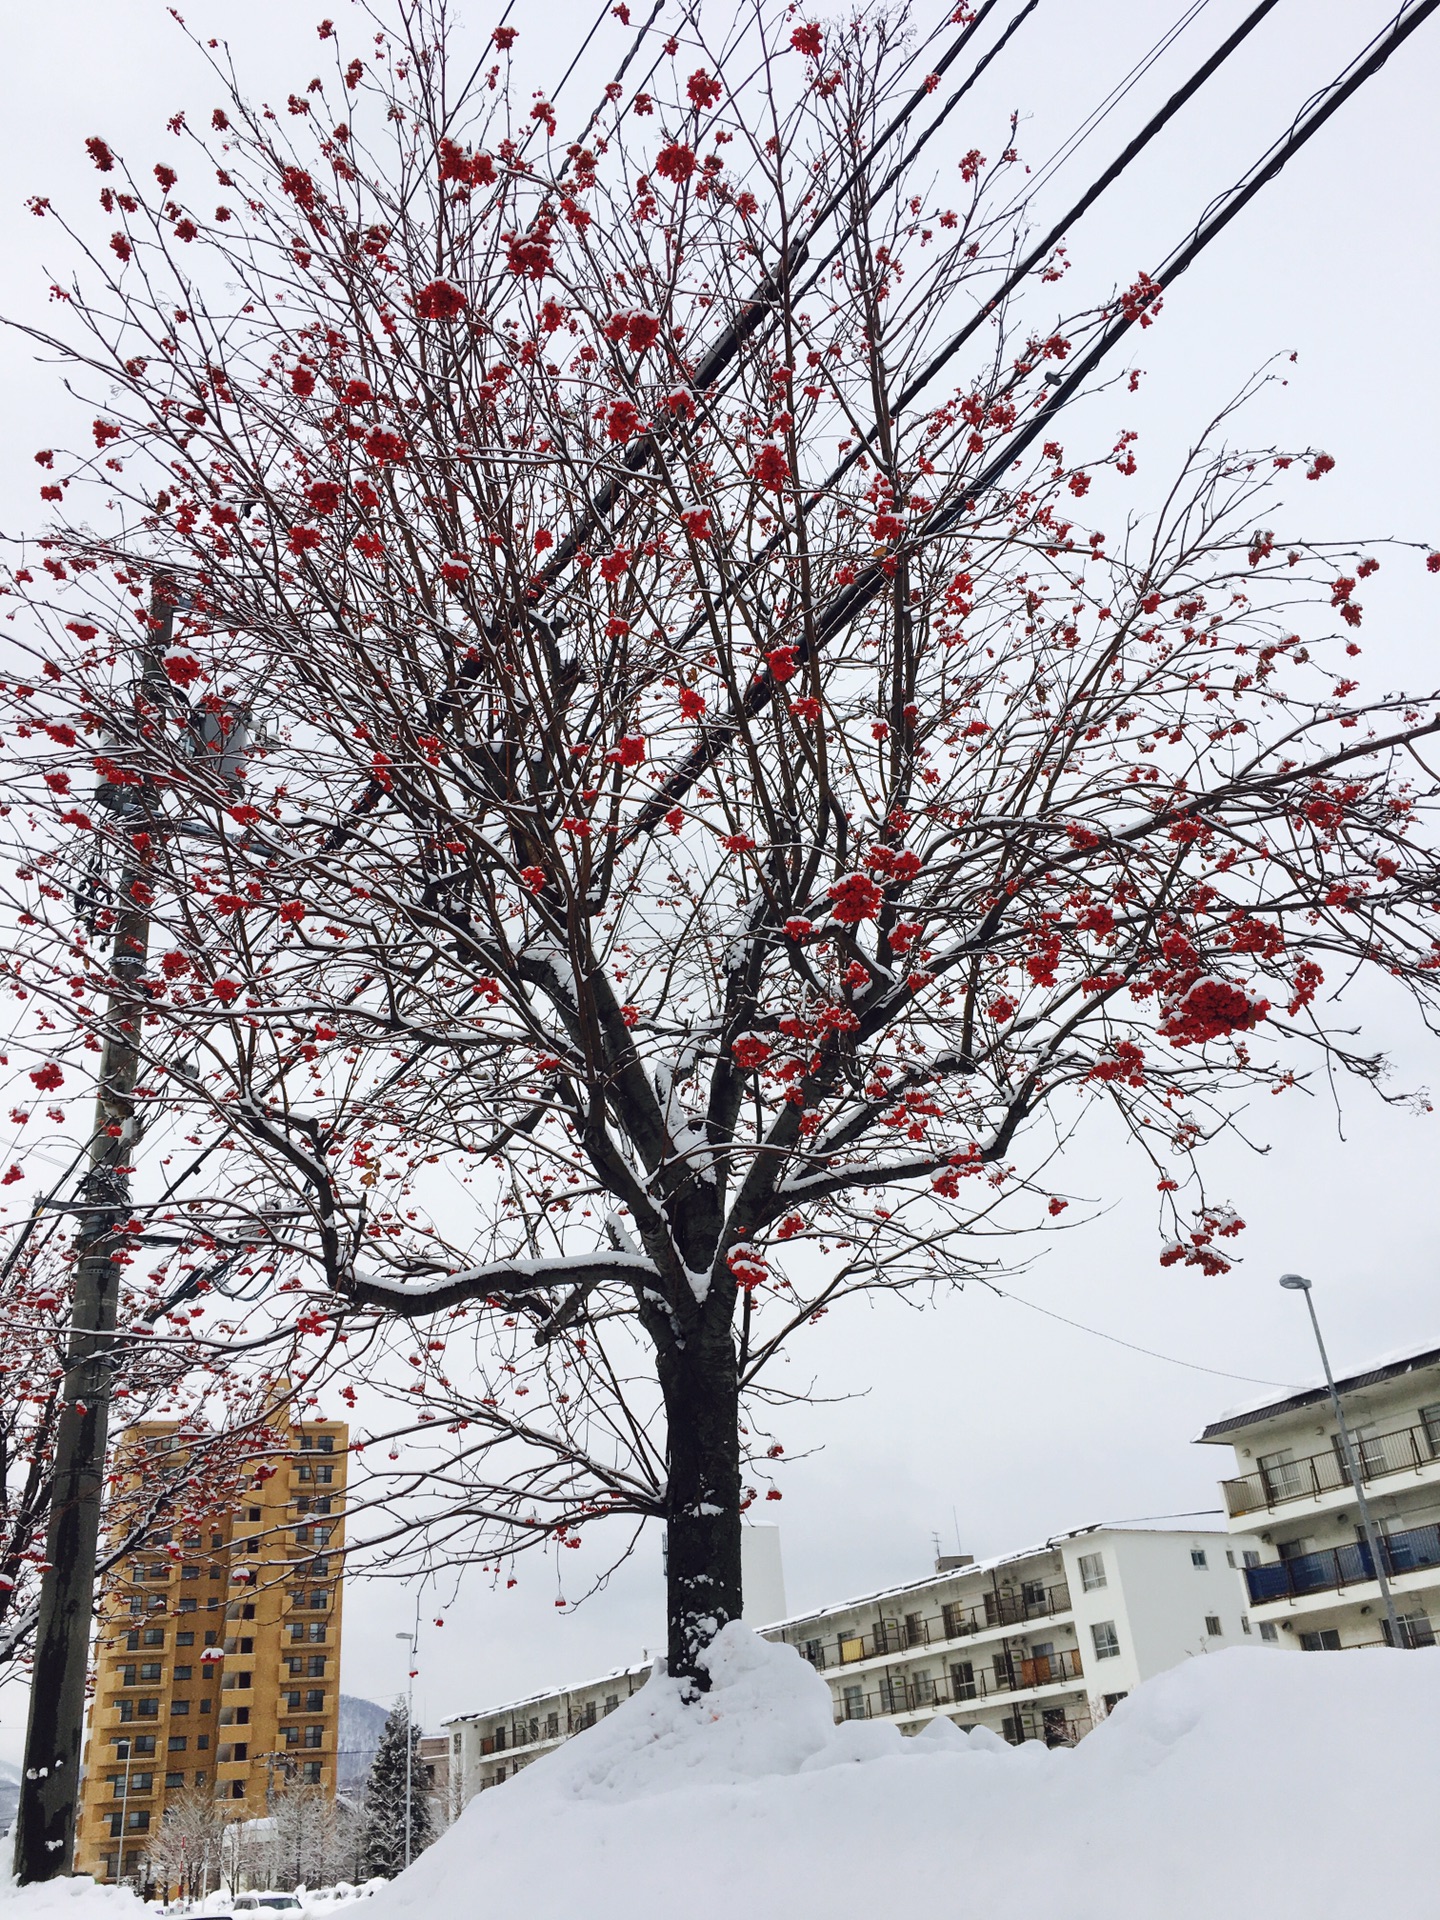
[0,0,1436,1749]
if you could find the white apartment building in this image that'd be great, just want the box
[444,1522,1257,1805]
[1197,1338,1440,1652]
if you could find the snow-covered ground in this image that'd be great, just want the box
[5,1626,1435,1920]
[374,1624,1437,1920]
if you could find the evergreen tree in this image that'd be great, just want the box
[361,1700,433,1879]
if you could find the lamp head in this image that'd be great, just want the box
[1278,1272,1312,1292]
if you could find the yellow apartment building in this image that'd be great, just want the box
[75,1404,348,1884]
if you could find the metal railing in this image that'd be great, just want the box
[1222,1418,1440,1517]
[797,1581,1073,1670]
[1245,1521,1440,1604]
[834,1646,1084,1721]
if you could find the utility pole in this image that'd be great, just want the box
[395,1628,417,1870]
[1278,1273,1404,1648]
[13,592,175,1883]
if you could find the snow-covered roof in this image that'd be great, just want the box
[443,1655,653,1729]
[751,1519,1229,1634]
[1195,1336,1440,1442]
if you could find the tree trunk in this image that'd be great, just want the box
[14,597,172,1883]
[659,1329,743,1688]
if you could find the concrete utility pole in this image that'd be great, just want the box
[1278,1273,1404,1648]
[396,1629,417,1870]
[14,595,174,1883]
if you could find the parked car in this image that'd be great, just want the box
[233,1897,304,1914]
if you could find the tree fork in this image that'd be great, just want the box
[14,598,172,1883]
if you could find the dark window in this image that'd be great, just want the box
[175,1632,195,1648]
[303,1725,323,1748]
[165,1772,184,1790]
[173,1666,193,1682]
[305,1690,324,1712]
[196,1735,209,1751]
[301,1761,322,1784]
[168,1737,187,1753]
[307,1655,326,1678]
[1300,1629,1342,1651]
[178,1599,197,1614]
[143,1628,164,1648]
[950,1661,976,1701]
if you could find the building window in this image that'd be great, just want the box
[1090,1622,1120,1661]
[1384,1613,1436,1649]
[171,1701,189,1717]
[1419,1404,1440,1458]
[178,1598,197,1614]
[1077,1552,1106,1592]
[877,1673,908,1715]
[1204,1615,1223,1637]
[168,1737,187,1753]
[303,1725,324,1748]
[1299,1629,1342,1651]
[1241,1615,1252,1635]
[801,1638,824,1669]
[165,1772,185,1791]
[604,1694,619,1716]
[545,1712,560,1739]
[1020,1579,1047,1609]
[301,1761,323,1784]
[841,1684,865,1721]
[1190,1549,1208,1569]
[1102,1691,1128,1713]
[1243,1550,1261,1569]
[941,1601,968,1640]
[950,1661,976,1702]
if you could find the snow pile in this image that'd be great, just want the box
[368,1624,1440,1920]
[0,1877,144,1920]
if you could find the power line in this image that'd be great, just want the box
[975,1276,1300,1388]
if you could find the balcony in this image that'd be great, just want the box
[835,1646,1084,1722]
[1222,1418,1440,1518]
[1245,1522,1440,1604]
[800,1581,1072,1670]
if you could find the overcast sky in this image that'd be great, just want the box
[0,0,1436,1753]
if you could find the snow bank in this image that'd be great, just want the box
[367,1624,1440,1920]
[0,1876,144,1920]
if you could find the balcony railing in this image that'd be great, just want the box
[835,1646,1084,1721]
[1245,1521,1440,1604]
[798,1581,1072,1670]
[1223,1419,1440,1517]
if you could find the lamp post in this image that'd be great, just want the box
[395,1630,416,1870]
[115,1737,133,1888]
[1278,1274,1404,1648]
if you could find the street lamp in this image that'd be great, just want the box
[395,1630,416,1870]
[115,1737,133,1888]
[1278,1273,1403,1648]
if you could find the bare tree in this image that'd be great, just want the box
[142,1786,224,1903]
[3,0,1438,1707]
